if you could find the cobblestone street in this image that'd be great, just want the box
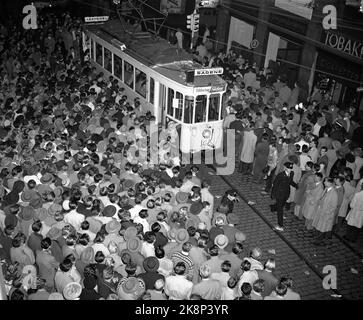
[209,165,363,300]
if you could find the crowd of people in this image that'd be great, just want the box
[0,9,362,301]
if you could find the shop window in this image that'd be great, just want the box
[135,68,147,98]
[124,61,134,89]
[184,96,194,124]
[95,42,103,66]
[194,95,207,123]
[175,92,183,121]
[104,47,112,73]
[114,55,123,81]
[208,94,220,121]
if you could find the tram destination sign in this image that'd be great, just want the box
[194,68,224,76]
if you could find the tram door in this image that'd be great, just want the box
[159,84,167,126]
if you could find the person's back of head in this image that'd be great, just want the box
[241,282,252,297]
[241,259,251,272]
[252,279,265,294]
[209,245,219,257]
[221,260,232,273]
[275,283,288,297]
[174,262,186,276]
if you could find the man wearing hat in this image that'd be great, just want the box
[138,257,164,290]
[63,282,82,300]
[104,219,123,247]
[271,162,298,231]
[214,234,229,256]
[125,237,146,272]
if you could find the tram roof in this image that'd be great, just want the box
[84,19,226,88]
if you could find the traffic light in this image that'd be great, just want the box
[186,14,194,30]
[193,14,200,32]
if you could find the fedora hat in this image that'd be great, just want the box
[29,197,43,209]
[53,186,64,199]
[127,237,142,252]
[40,173,53,184]
[214,234,229,249]
[48,203,62,216]
[80,246,94,264]
[34,207,48,221]
[117,277,145,300]
[158,259,174,277]
[20,190,37,203]
[19,206,35,221]
[167,228,178,241]
[103,205,117,217]
[175,228,189,244]
[105,219,121,234]
[63,282,82,300]
[123,226,138,241]
[86,217,103,234]
[175,192,189,204]
[47,227,62,240]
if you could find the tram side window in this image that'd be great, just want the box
[149,77,154,104]
[113,55,123,81]
[175,92,183,121]
[104,47,112,73]
[167,88,175,117]
[208,94,220,121]
[135,68,147,98]
[194,95,207,123]
[184,96,194,124]
[124,61,134,89]
[95,42,103,66]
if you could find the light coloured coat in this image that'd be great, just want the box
[240,130,257,163]
[302,182,324,220]
[312,187,338,232]
[346,190,363,228]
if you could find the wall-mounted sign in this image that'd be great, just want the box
[84,16,109,23]
[323,31,363,60]
[194,67,224,76]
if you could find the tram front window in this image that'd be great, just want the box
[194,95,207,123]
[208,94,220,121]
[184,96,194,124]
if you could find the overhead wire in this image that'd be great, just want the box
[228,0,363,32]
[71,0,363,85]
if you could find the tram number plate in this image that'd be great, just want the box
[194,68,224,76]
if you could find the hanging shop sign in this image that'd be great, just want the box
[323,31,363,60]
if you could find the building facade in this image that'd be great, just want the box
[215,0,363,109]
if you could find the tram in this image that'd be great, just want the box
[82,18,226,153]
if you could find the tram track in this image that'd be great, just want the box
[208,163,347,300]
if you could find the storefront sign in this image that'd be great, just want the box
[194,68,224,76]
[85,16,109,23]
[324,31,363,60]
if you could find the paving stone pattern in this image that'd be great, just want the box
[211,166,363,300]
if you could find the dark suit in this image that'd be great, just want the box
[271,171,298,227]
[256,269,279,298]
